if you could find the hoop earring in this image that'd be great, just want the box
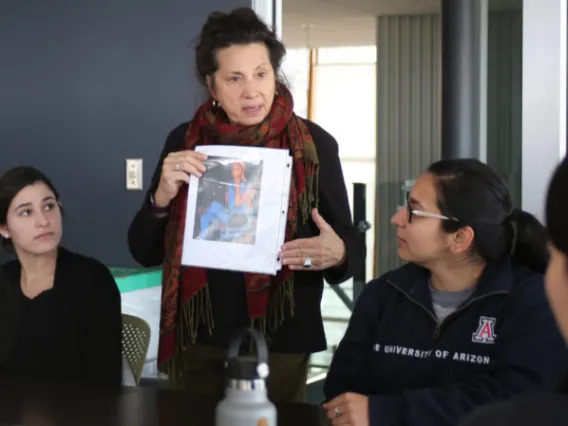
[212,99,220,108]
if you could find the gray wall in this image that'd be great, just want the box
[374,9,523,275]
[487,9,523,208]
[375,14,442,275]
[0,0,251,267]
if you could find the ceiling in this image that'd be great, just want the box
[281,0,521,48]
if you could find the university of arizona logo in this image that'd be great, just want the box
[472,316,497,344]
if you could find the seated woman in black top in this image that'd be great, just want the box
[0,166,122,385]
[323,159,567,426]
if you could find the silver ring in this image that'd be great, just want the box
[334,406,341,417]
[175,164,181,172]
[303,257,312,268]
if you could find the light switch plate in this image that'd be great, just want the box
[126,159,143,190]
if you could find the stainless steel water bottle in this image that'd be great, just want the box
[215,328,277,426]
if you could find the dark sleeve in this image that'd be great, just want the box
[127,122,188,267]
[84,261,123,386]
[457,402,521,426]
[367,276,568,426]
[323,278,381,399]
[309,121,365,285]
[0,268,17,366]
[458,394,568,426]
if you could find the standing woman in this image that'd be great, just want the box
[128,7,363,402]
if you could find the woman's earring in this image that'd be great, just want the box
[2,233,9,239]
[212,99,220,108]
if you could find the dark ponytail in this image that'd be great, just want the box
[509,209,549,274]
[428,159,548,273]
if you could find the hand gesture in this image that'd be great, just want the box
[153,150,208,207]
[280,208,346,271]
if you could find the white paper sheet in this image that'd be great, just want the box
[181,145,291,275]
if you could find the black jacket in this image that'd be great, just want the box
[458,392,568,426]
[0,268,17,366]
[324,259,568,426]
[127,119,364,353]
[0,247,122,385]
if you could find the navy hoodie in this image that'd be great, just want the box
[323,259,568,426]
[458,392,568,426]
[457,376,568,425]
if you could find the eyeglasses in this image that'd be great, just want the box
[404,200,458,224]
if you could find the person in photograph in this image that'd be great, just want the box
[198,160,258,242]
[0,166,122,386]
[322,159,567,426]
[227,161,256,213]
[127,7,363,402]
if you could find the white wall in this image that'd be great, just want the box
[522,0,567,220]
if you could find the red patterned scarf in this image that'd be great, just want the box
[158,85,319,378]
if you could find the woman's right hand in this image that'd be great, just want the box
[153,150,208,207]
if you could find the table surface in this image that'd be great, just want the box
[0,382,331,426]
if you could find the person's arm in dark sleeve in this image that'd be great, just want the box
[310,122,366,285]
[127,122,188,267]
[367,275,568,426]
[84,261,123,386]
[323,278,381,399]
[457,400,523,426]
[458,393,568,426]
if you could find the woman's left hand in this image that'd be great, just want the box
[322,393,370,426]
[280,208,346,271]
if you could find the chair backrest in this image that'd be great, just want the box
[121,314,151,386]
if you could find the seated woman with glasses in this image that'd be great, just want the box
[458,157,568,426]
[322,159,568,426]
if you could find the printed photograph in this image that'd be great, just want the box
[193,156,263,245]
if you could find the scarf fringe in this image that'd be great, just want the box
[251,278,296,334]
[300,138,319,221]
[159,285,214,389]
[158,351,183,390]
[301,166,319,221]
[161,280,295,386]
[181,285,215,346]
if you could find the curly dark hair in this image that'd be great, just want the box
[194,8,286,87]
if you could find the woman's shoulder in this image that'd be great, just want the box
[58,246,107,268]
[508,260,545,290]
[375,262,428,287]
[162,121,191,154]
[0,257,19,278]
[299,118,336,140]
[0,264,17,294]
[297,118,342,173]
[57,247,116,287]
[360,263,425,298]
[298,118,338,149]
[497,261,550,313]
[168,121,191,139]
